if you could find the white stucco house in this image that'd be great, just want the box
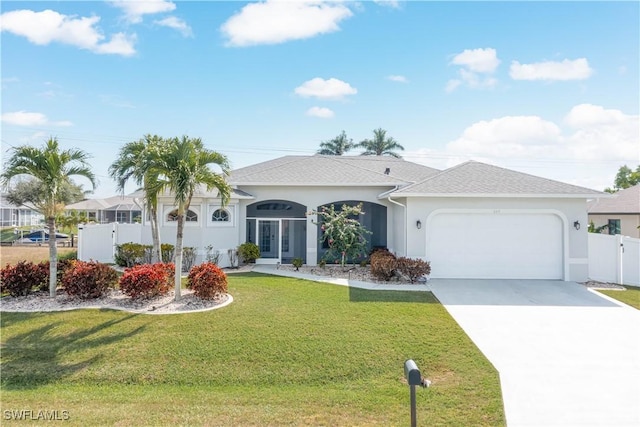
[80,155,604,282]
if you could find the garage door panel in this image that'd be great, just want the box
[427,213,563,280]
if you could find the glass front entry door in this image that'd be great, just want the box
[258,220,279,259]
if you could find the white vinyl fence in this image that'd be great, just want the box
[589,233,640,286]
[78,223,143,263]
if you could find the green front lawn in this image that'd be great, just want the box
[1,273,504,426]
[598,285,640,309]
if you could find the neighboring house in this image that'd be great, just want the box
[65,195,142,224]
[116,155,601,282]
[0,194,44,227]
[587,184,640,238]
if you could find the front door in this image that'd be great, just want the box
[258,220,280,260]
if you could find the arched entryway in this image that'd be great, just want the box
[246,200,307,264]
[316,200,387,263]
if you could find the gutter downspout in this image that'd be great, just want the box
[386,186,407,257]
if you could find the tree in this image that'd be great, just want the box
[6,178,88,209]
[154,136,231,300]
[317,131,354,155]
[604,165,640,193]
[357,128,404,158]
[109,135,166,263]
[310,203,371,269]
[1,138,96,297]
[57,210,89,234]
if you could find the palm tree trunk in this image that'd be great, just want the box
[174,213,184,300]
[149,205,161,263]
[47,216,58,297]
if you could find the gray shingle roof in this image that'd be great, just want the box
[587,185,640,214]
[65,196,141,211]
[229,155,440,186]
[393,161,604,197]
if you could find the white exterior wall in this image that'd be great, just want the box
[404,197,589,282]
[238,185,402,265]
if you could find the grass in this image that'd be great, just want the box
[598,285,640,309]
[1,273,505,426]
[1,246,76,268]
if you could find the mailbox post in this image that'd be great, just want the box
[404,359,421,427]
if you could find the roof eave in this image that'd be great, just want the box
[390,192,606,199]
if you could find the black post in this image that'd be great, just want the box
[410,384,417,427]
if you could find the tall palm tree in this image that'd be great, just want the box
[109,135,166,263]
[155,136,231,299]
[357,128,405,158]
[1,138,96,297]
[317,131,354,155]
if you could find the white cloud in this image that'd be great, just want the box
[154,16,193,37]
[221,0,353,47]
[110,0,176,23]
[0,9,136,56]
[509,58,593,81]
[387,75,408,83]
[1,111,72,127]
[451,48,500,73]
[446,48,500,92]
[306,106,335,118]
[564,104,629,128]
[406,104,639,191]
[294,77,357,100]
[373,0,401,8]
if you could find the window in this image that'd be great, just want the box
[167,209,198,222]
[212,208,230,222]
[608,219,621,235]
[116,212,127,223]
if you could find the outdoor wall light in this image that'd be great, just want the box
[416,220,422,229]
[573,220,581,230]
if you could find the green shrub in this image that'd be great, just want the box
[58,250,77,261]
[114,242,150,267]
[61,261,118,299]
[161,243,174,263]
[396,257,431,283]
[292,258,304,271]
[182,247,197,272]
[119,263,173,299]
[238,242,260,264]
[187,262,228,300]
[1,261,48,297]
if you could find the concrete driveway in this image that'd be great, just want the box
[429,279,640,427]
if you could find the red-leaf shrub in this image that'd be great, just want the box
[396,257,431,283]
[0,261,48,297]
[119,263,173,299]
[36,259,76,292]
[187,262,228,300]
[370,249,397,281]
[370,256,398,281]
[61,261,118,299]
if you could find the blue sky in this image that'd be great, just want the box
[1,0,638,198]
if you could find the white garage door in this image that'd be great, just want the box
[427,212,564,279]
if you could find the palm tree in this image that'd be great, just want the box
[357,128,405,158]
[109,135,166,263]
[154,136,231,299]
[317,131,354,155]
[1,138,96,297]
